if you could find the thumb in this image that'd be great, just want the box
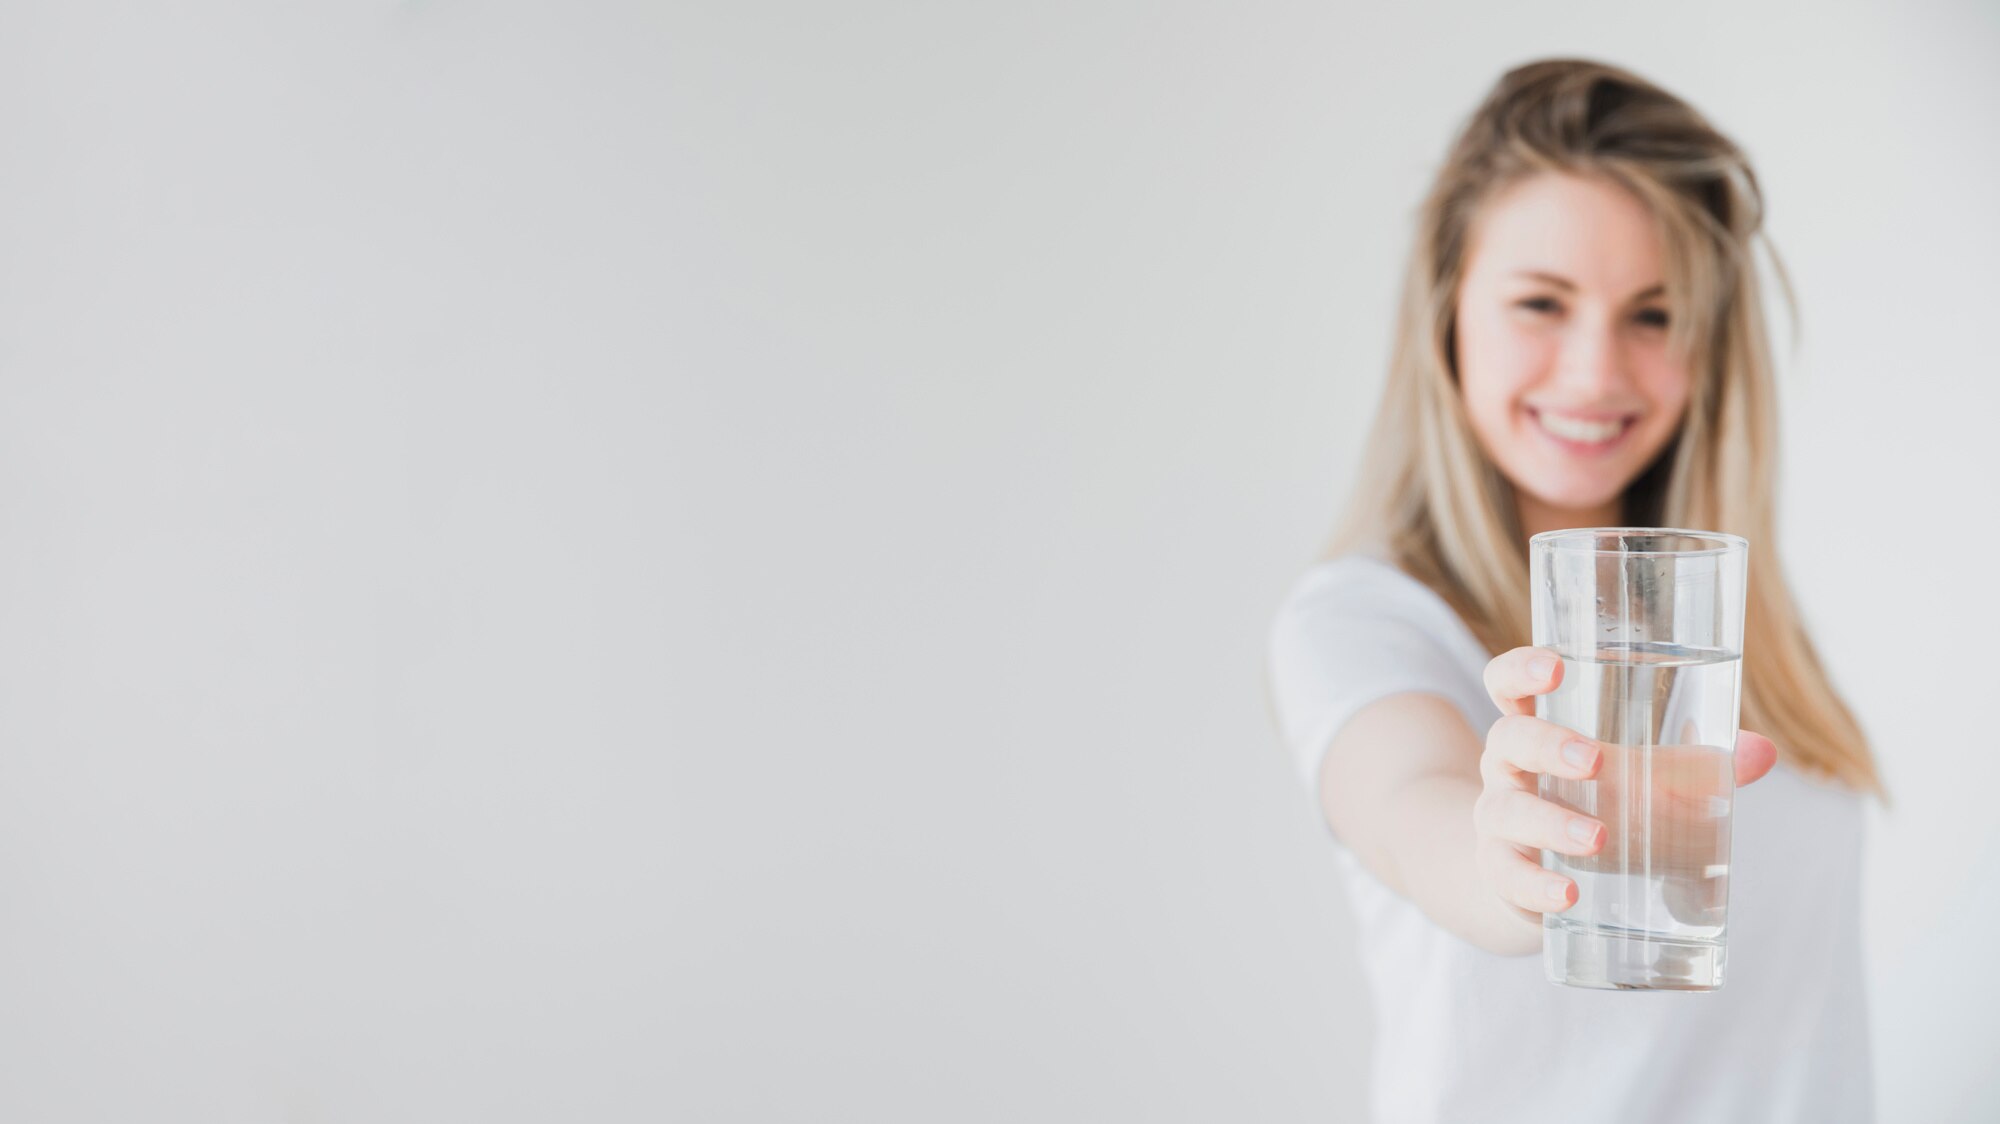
[1735,730,1779,786]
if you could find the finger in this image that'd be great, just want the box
[1475,787,1605,855]
[1483,646,1564,717]
[1481,714,1603,788]
[1477,838,1577,914]
[1735,730,1779,786]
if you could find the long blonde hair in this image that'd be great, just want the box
[1327,58,1884,798]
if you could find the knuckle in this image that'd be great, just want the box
[1471,790,1499,834]
[1490,791,1532,843]
[1505,859,1549,910]
[1485,647,1539,704]
[1530,802,1569,848]
[1541,723,1581,769]
[1477,738,1505,781]
[1537,800,1572,843]
[1491,716,1543,772]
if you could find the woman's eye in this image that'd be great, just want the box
[1516,297,1562,315]
[1635,308,1670,328]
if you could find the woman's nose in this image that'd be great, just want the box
[1555,319,1629,392]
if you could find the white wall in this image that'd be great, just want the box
[0,2,1992,1120]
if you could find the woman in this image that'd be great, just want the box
[1266,59,1885,1123]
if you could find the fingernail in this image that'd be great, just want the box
[1546,879,1571,904]
[1561,739,1596,770]
[1529,654,1557,681]
[1567,818,1598,844]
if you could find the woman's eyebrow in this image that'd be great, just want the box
[1511,270,1666,302]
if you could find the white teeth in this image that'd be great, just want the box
[1535,411,1627,444]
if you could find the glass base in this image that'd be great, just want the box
[1544,921,1726,991]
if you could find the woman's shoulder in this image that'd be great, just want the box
[1271,546,1495,687]
[1267,548,1499,783]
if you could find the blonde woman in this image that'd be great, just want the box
[1267,59,1884,1123]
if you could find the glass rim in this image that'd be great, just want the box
[1529,526,1748,557]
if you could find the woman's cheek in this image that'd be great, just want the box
[1639,360,1693,431]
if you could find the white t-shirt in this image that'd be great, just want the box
[1268,549,1873,1124]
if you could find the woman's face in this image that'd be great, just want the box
[1453,172,1692,516]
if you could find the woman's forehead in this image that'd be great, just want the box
[1465,173,1666,296]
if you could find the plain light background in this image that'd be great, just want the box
[0,1,1994,1121]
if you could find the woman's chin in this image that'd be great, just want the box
[1519,483,1625,519]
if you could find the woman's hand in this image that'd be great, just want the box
[1472,646,1781,921]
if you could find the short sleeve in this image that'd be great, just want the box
[1266,557,1489,800]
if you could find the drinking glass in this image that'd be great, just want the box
[1531,527,1749,991]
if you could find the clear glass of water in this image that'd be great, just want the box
[1530,527,1749,991]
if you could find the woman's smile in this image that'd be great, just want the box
[1525,406,1638,457]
